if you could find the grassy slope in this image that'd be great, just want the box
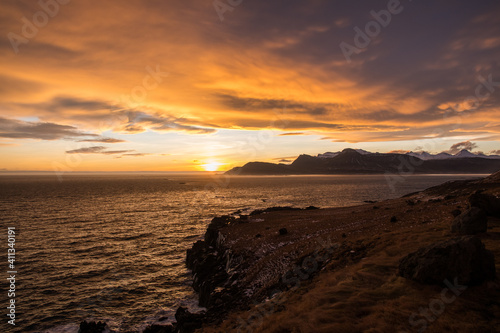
[199,174,500,333]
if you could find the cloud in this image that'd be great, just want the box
[0,117,98,140]
[1,0,500,171]
[66,146,107,154]
[65,145,153,158]
[65,146,134,155]
[6,95,217,136]
[279,132,305,136]
[272,156,297,163]
[78,138,126,143]
[121,153,152,157]
[119,111,216,134]
[489,150,500,155]
[388,150,410,154]
[215,94,342,117]
[448,141,478,154]
[101,150,134,155]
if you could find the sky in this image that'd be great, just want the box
[1,0,500,171]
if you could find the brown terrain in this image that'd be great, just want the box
[134,172,500,333]
[185,171,500,333]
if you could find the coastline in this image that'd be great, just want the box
[75,172,500,332]
[156,171,500,333]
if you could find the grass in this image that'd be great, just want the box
[198,176,500,332]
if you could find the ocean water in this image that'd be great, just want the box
[0,173,484,332]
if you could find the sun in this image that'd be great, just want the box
[202,162,222,172]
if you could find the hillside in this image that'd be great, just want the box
[178,170,500,333]
[225,149,500,175]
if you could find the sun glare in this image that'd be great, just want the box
[202,162,222,172]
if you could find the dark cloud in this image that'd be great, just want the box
[11,96,217,135]
[216,94,342,116]
[120,111,216,134]
[0,117,98,140]
[78,138,126,143]
[121,153,152,157]
[448,141,478,154]
[102,150,134,155]
[65,146,135,155]
[66,146,106,154]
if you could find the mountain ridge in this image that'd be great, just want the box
[225,149,500,175]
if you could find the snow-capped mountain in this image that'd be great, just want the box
[454,149,478,158]
[407,149,500,160]
[317,148,500,160]
[317,149,371,158]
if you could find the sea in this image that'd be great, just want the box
[0,172,485,333]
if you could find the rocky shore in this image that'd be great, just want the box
[81,170,500,332]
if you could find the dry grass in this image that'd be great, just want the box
[198,180,500,333]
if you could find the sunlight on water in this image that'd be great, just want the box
[0,173,483,332]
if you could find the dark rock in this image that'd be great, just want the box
[364,200,377,204]
[444,195,456,200]
[175,307,204,333]
[373,206,380,209]
[78,321,107,333]
[451,207,487,235]
[390,216,398,223]
[205,215,235,247]
[406,199,416,206]
[398,236,495,286]
[186,240,208,270]
[468,190,500,217]
[305,205,320,210]
[250,206,301,215]
[255,234,262,238]
[451,209,462,217]
[143,324,175,333]
[279,228,288,235]
[342,233,347,238]
[186,217,232,307]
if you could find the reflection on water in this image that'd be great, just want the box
[0,173,483,332]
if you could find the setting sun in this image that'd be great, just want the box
[202,162,222,172]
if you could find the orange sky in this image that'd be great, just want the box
[1,0,499,171]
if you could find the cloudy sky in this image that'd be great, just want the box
[1,0,499,171]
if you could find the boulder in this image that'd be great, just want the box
[451,207,487,235]
[143,324,175,333]
[78,321,107,333]
[398,236,495,286]
[175,307,204,333]
[279,228,288,235]
[468,190,500,217]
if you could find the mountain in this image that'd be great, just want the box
[406,149,500,160]
[454,149,477,158]
[225,148,500,175]
[435,152,454,159]
[317,149,371,158]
